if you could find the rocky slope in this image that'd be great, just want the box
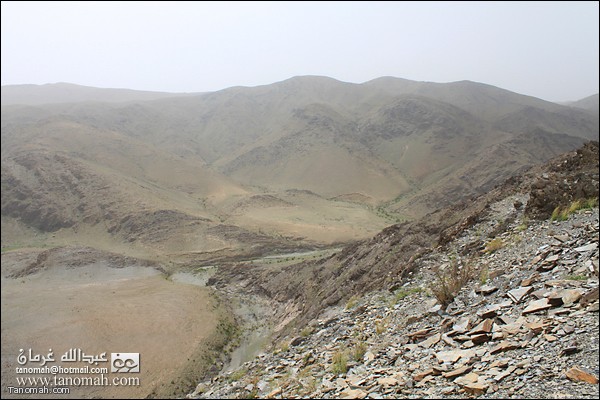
[207,142,599,333]
[193,142,599,399]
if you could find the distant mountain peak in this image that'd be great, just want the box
[567,93,599,112]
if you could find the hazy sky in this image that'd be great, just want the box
[1,1,598,102]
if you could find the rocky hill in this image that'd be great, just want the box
[194,142,599,399]
[3,77,598,263]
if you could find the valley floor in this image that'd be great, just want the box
[0,248,229,399]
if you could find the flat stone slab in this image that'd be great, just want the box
[477,304,502,318]
[442,365,472,379]
[469,318,494,335]
[574,243,598,252]
[490,340,520,354]
[507,286,534,303]
[476,285,499,295]
[566,366,599,384]
[523,298,552,314]
[435,349,475,363]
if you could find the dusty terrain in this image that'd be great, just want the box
[3,77,597,262]
[1,247,225,399]
[190,143,599,399]
[1,79,598,400]
[194,142,599,399]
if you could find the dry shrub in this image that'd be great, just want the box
[428,257,476,309]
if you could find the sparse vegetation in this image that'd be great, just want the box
[564,274,587,281]
[345,295,360,310]
[390,286,424,306]
[330,351,348,374]
[551,197,599,221]
[351,341,368,362]
[375,206,404,223]
[583,197,599,209]
[479,266,489,285]
[227,367,248,382]
[516,217,529,232]
[374,317,389,334]
[485,237,504,253]
[300,326,313,337]
[302,375,318,393]
[474,225,486,239]
[551,206,567,222]
[216,318,240,340]
[428,257,476,308]
[273,340,290,354]
[510,233,523,244]
[280,341,289,353]
[245,387,259,399]
[295,365,319,394]
[302,352,312,364]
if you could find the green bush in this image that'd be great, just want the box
[392,287,424,304]
[564,274,587,281]
[551,197,598,221]
[351,342,367,362]
[331,351,348,374]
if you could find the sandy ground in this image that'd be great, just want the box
[1,249,219,399]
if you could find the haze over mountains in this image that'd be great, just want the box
[568,93,600,113]
[1,76,598,263]
[0,82,198,105]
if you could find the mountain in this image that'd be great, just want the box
[0,82,198,105]
[2,76,598,262]
[568,93,599,113]
[2,76,599,399]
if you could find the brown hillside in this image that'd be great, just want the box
[2,76,597,258]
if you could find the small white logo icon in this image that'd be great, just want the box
[111,353,140,373]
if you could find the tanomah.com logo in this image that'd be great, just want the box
[111,353,140,373]
[10,349,141,394]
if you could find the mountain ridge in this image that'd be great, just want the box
[3,77,598,109]
[2,76,598,261]
[1,82,201,105]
